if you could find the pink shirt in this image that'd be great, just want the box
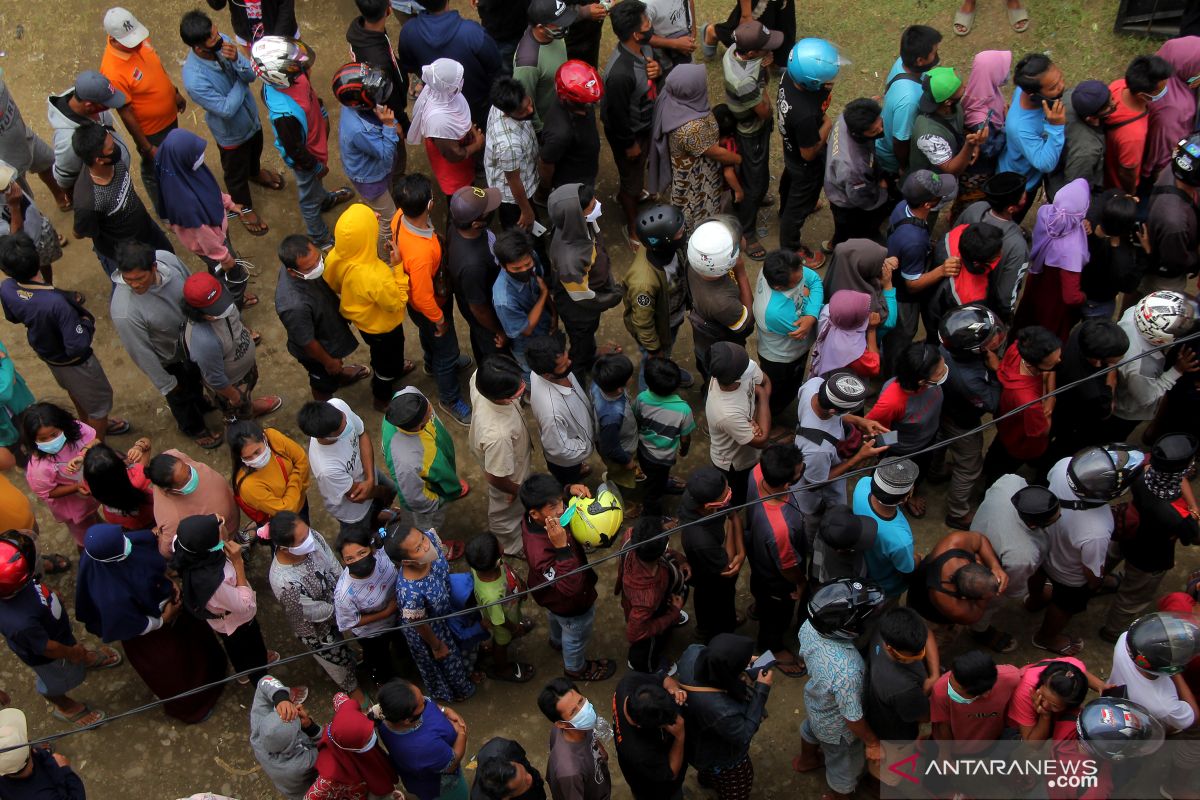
[1006,656,1087,742]
[24,423,100,524]
[205,560,258,635]
[169,195,236,262]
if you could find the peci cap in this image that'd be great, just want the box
[1011,485,1060,526]
[528,0,579,27]
[0,708,29,776]
[104,6,149,48]
[182,272,236,316]
[385,391,429,430]
[901,169,958,208]
[449,185,501,226]
[982,171,1026,209]
[819,504,878,551]
[871,458,919,503]
[817,370,869,412]
[917,66,963,113]
[709,341,750,384]
[1070,80,1112,119]
[732,20,785,53]
[1150,433,1199,473]
[74,70,127,108]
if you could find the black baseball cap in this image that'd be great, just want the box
[529,0,578,27]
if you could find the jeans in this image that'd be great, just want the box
[360,324,408,403]
[293,165,333,246]
[410,306,464,405]
[163,359,212,437]
[1081,298,1117,320]
[778,157,824,252]
[628,630,672,673]
[140,121,178,218]
[548,605,595,673]
[800,718,865,795]
[218,128,265,211]
[734,126,772,238]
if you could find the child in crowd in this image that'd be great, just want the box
[633,357,695,516]
[590,353,642,513]
[465,532,534,684]
[713,103,746,205]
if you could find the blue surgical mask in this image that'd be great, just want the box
[559,501,579,527]
[568,699,597,731]
[209,539,226,553]
[178,466,201,496]
[36,432,68,455]
[1147,84,1170,103]
[947,680,977,705]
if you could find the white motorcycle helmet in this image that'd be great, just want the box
[251,36,316,88]
[687,217,740,278]
[1134,290,1195,346]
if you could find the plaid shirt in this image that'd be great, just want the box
[484,105,540,204]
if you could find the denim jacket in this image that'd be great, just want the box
[181,38,261,147]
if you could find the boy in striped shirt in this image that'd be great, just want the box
[634,357,696,515]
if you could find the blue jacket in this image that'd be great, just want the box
[397,11,500,125]
[181,38,261,147]
[0,280,95,366]
[337,107,399,186]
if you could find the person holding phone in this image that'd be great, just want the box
[998,53,1066,220]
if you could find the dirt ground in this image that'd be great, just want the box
[0,0,1193,797]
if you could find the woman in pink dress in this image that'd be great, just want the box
[21,402,100,549]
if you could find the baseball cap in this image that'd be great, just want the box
[901,169,958,208]
[817,370,868,412]
[917,66,963,113]
[0,160,16,193]
[449,185,501,226]
[871,458,919,503]
[0,708,29,776]
[104,7,149,48]
[1070,80,1112,119]
[74,70,127,109]
[818,504,878,552]
[732,21,784,53]
[529,0,579,27]
[709,341,750,384]
[685,466,729,505]
[183,272,236,316]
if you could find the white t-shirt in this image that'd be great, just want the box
[793,377,848,515]
[1110,632,1197,731]
[645,0,692,38]
[706,360,764,471]
[1045,458,1114,587]
[307,398,372,524]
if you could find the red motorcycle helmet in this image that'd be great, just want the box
[0,531,36,599]
[555,60,604,105]
[331,62,394,110]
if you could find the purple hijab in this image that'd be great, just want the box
[962,50,1012,130]
[1030,177,1091,274]
[154,128,226,229]
[1147,37,1200,177]
[647,64,712,194]
[810,290,872,376]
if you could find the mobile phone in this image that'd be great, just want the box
[746,651,776,677]
[1101,684,1128,699]
[875,430,899,447]
[531,220,548,237]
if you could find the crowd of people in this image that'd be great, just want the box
[0,0,1199,798]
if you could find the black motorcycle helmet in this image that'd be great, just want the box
[1076,697,1165,761]
[1125,611,1200,676]
[938,304,1002,357]
[635,205,685,250]
[806,578,885,640]
[331,62,394,110]
[1171,132,1200,188]
[1066,444,1146,501]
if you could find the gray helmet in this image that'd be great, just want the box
[1066,444,1146,501]
[1125,611,1200,676]
[1076,697,1165,761]
[938,304,1002,357]
[635,204,685,250]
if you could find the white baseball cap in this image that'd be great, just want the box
[0,708,30,776]
[104,7,149,48]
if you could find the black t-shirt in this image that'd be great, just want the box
[613,672,684,799]
[477,0,532,43]
[678,496,731,579]
[1126,479,1199,573]
[0,747,86,800]
[445,227,500,328]
[778,80,829,165]
[864,632,929,740]
[72,156,157,258]
[540,100,602,190]
[471,737,546,800]
[0,580,76,666]
[1051,327,1114,436]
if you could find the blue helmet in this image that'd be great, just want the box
[786,38,842,90]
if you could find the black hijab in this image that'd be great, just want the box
[695,633,755,701]
[171,514,227,619]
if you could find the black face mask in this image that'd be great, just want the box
[849,130,885,144]
[634,30,652,45]
[347,553,376,578]
[1030,90,1063,104]
[97,150,119,166]
[918,54,940,73]
[510,269,535,282]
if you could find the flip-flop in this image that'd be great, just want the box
[41,553,70,574]
[105,418,131,436]
[1007,4,1030,32]
[250,170,286,191]
[565,658,616,682]
[775,657,807,678]
[240,213,270,237]
[84,645,122,669]
[192,430,225,450]
[444,539,465,561]
[745,238,767,261]
[953,8,975,35]
[57,232,70,249]
[903,496,928,519]
[320,187,355,213]
[50,705,105,727]
[1032,635,1084,657]
[56,198,73,212]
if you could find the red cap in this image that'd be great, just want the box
[183,272,233,314]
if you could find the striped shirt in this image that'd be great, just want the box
[633,389,696,466]
[382,386,463,515]
[333,554,398,637]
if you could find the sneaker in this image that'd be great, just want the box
[678,368,695,389]
[439,398,472,427]
[423,353,474,376]
[289,686,309,706]
[674,610,690,627]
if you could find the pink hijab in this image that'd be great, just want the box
[1147,37,1200,178]
[810,290,871,376]
[962,50,1012,130]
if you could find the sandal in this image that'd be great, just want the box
[665,476,687,494]
[241,293,259,309]
[84,645,122,669]
[50,705,105,728]
[775,655,807,677]
[338,364,372,386]
[320,187,355,213]
[457,479,471,500]
[1032,635,1084,657]
[250,170,285,191]
[624,226,641,252]
[903,495,927,519]
[488,662,536,683]
[41,553,70,574]
[240,211,269,237]
[744,238,767,261]
[1007,4,1030,32]
[444,539,465,561]
[105,418,131,436]
[565,658,616,682]
[192,430,225,450]
[970,626,1017,654]
[57,232,70,249]
[953,8,975,35]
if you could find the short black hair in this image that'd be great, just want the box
[593,353,634,393]
[632,515,667,562]
[179,10,214,46]
[610,0,647,42]
[844,97,883,137]
[423,0,449,11]
[899,25,942,70]
[879,606,928,655]
[146,453,181,488]
[354,0,390,23]
[952,562,1000,599]
[958,223,1004,273]
[519,473,563,512]
[577,183,595,211]
[268,510,302,548]
[334,523,377,556]
[1078,319,1130,360]
[950,650,999,696]
[115,240,157,273]
[711,103,737,138]
[278,234,313,270]
[297,400,345,438]
[1125,54,1173,95]
[394,172,433,219]
[490,77,528,115]
[537,677,578,722]
[1099,192,1138,239]
[1016,325,1061,366]
[627,684,678,727]
[464,531,502,571]
[476,355,525,402]
[0,232,42,281]
[476,756,519,800]
[377,679,422,722]
[896,341,943,391]
[71,122,109,166]
[493,229,535,268]
[760,443,802,488]
[762,248,801,290]
[1037,660,1089,708]
[643,356,682,396]
[525,331,567,376]
[1014,53,1054,95]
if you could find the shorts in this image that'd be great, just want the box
[297,354,341,395]
[1049,577,1092,615]
[47,356,114,419]
[490,600,523,647]
[800,718,865,795]
[612,133,650,199]
[32,657,86,697]
[4,130,55,177]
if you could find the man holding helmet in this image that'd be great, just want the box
[332,61,400,251]
[686,216,754,385]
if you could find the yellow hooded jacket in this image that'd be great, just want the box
[322,204,410,335]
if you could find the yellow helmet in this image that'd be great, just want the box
[563,483,624,548]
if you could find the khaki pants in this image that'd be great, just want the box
[934,418,984,521]
[1102,563,1167,635]
[487,484,526,557]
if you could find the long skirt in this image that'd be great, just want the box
[122,611,227,723]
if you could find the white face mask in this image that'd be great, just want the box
[302,256,326,281]
[243,447,272,470]
[192,152,206,170]
[584,200,602,223]
[288,533,317,556]
[930,366,949,386]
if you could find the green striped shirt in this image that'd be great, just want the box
[633,390,696,466]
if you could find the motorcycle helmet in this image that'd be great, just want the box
[1125,611,1200,676]
[1134,290,1195,346]
[555,60,604,105]
[251,36,316,88]
[1076,697,1165,761]
[807,578,885,640]
[331,62,394,109]
[687,217,740,277]
[0,531,36,599]
[786,38,843,91]
[636,205,685,250]
[562,482,624,548]
[1066,444,1146,501]
[938,304,1003,357]
[1171,132,1200,187]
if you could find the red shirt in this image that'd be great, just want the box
[1103,79,1149,189]
[930,664,1022,753]
[994,342,1050,460]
